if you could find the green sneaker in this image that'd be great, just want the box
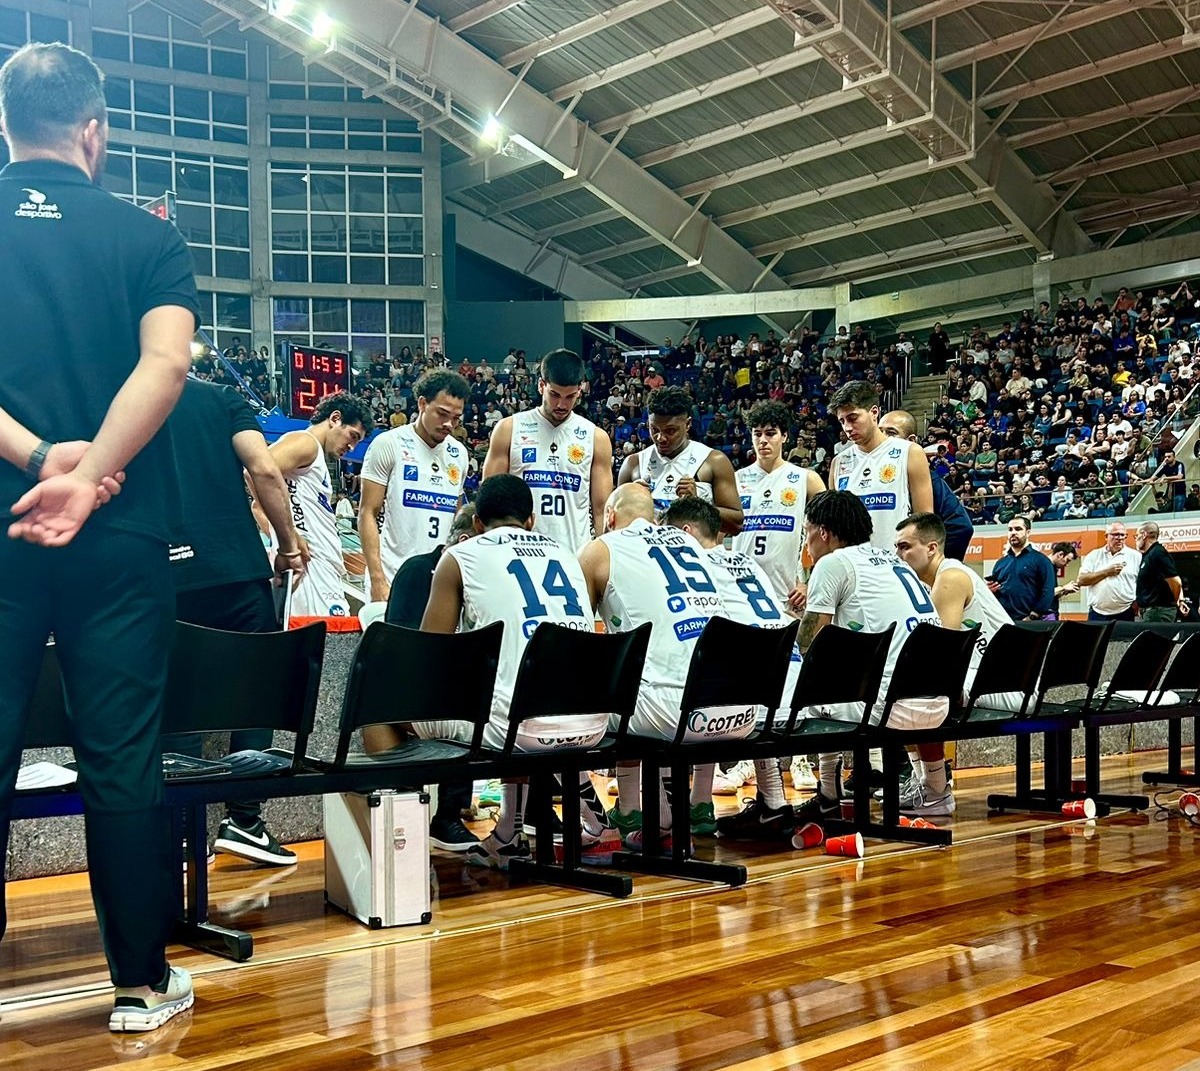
[606,806,641,838]
[690,802,717,836]
[476,779,502,808]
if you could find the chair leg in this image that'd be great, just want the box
[172,803,254,962]
[1143,716,1200,786]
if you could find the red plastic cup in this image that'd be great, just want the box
[839,799,855,820]
[898,815,936,829]
[1061,798,1097,819]
[1179,791,1200,818]
[790,822,825,850]
[825,832,865,858]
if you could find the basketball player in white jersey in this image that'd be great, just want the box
[419,474,608,870]
[483,348,613,553]
[791,491,941,829]
[617,385,743,534]
[733,400,825,610]
[662,496,803,842]
[268,392,372,618]
[578,483,747,853]
[893,512,1020,816]
[829,380,933,551]
[359,369,470,604]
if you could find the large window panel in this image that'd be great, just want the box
[271,212,308,252]
[270,171,308,212]
[312,299,348,333]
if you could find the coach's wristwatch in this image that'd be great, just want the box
[24,439,52,480]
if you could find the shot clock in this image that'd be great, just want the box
[284,343,351,419]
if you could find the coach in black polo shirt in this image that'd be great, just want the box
[166,378,308,866]
[0,44,196,1032]
[1136,521,1186,622]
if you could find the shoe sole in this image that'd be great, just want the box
[109,992,194,1033]
[213,838,297,867]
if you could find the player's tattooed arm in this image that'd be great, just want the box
[796,610,832,654]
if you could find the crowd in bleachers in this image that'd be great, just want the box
[197,277,1200,522]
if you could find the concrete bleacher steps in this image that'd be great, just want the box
[899,373,947,434]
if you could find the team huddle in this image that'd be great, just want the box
[273,352,1015,866]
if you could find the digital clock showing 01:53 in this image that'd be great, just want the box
[284,343,351,419]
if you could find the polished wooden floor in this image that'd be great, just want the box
[2,754,1200,1070]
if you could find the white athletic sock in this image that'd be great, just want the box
[578,772,608,836]
[658,767,672,831]
[616,765,641,814]
[818,754,840,799]
[494,783,527,842]
[754,758,786,809]
[691,764,715,807]
[923,760,948,795]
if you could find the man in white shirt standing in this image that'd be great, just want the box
[1077,522,1141,621]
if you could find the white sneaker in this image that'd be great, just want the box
[712,760,756,796]
[789,758,817,790]
[110,966,194,1033]
[898,782,955,817]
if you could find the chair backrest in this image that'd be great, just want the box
[962,623,1055,719]
[1031,620,1113,713]
[334,620,502,765]
[877,623,979,730]
[502,622,652,753]
[22,642,71,750]
[161,621,327,771]
[675,616,800,746]
[1096,629,1176,711]
[1158,629,1200,697]
[779,624,893,735]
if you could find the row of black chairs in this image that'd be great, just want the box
[13,614,1199,962]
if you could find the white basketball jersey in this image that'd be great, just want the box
[732,461,810,600]
[936,557,1013,696]
[638,440,713,513]
[280,431,348,618]
[361,424,466,579]
[705,546,802,710]
[507,409,597,553]
[832,437,912,550]
[806,543,939,721]
[447,528,598,747]
[599,519,752,740]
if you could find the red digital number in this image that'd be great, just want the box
[296,376,318,414]
[294,351,306,368]
[333,357,344,375]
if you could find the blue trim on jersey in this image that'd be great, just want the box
[741,514,795,532]
[860,492,897,510]
[673,617,708,641]
[401,489,458,512]
[522,470,582,491]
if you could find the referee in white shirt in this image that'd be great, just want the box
[1077,522,1141,621]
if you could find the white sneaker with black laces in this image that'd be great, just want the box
[213,817,297,867]
[898,781,955,817]
[465,831,531,871]
[110,966,194,1033]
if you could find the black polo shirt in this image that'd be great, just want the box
[1136,541,1180,608]
[168,379,272,592]
[0,159,200,541]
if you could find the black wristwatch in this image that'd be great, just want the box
[24,439,52,480]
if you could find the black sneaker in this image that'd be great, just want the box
[429,815,480,853]
[213,817,296,867]
[792,789,840,828]
[715,796,795,841]
[842,766,886,794]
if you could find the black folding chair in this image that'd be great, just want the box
[1081,630,1176,809]
[614,615,799,887]
[987,620,1114,815]
[330,621,502,770]
[853,624,978,845]
[501,622,651,898]
[162,620,327,960]
[1142,630,1200,789]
